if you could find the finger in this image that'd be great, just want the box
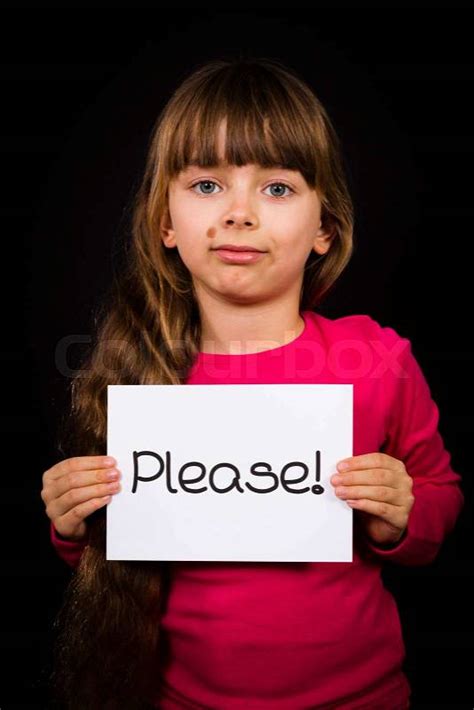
[337,453,393,472]
[53,494,113,534]
[42,465,121,504]
[343,498,405,528]
[334,484,399,504]
[47,477,121,519]
[45,456,117,482]
[331,468,394,487]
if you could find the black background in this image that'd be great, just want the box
[3,8,473,709]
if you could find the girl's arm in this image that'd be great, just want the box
[50,519,88,569]
[360,325,465,566]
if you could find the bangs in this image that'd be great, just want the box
[164,64,319,188]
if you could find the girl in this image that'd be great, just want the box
[41,57,465,709]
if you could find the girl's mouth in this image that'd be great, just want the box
[213,249,266,264]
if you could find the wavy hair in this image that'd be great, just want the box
[49,56,354,708]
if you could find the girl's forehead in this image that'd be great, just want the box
[172,118,309,181]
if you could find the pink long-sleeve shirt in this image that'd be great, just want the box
[50,310,465,709]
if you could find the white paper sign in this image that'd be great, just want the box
[106,384,353,562]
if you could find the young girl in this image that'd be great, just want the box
[41,57,464,709]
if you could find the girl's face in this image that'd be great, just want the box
[161,134,333,307]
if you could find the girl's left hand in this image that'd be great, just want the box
[330,453,415,547]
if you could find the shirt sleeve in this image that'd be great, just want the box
[50,519,88,569]
[360,325,465,566]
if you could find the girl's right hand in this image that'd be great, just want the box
[41,456,121,542]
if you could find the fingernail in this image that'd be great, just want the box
[338,462,350,471]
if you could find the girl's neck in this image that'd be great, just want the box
[198,307,305,355]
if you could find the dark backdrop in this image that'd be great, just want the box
[3,8,472,709]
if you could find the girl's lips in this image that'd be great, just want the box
[213,249,266,264]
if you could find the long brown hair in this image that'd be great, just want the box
[49,56,354,708]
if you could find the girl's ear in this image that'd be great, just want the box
[312,222,334,255]
[160,209,177,249]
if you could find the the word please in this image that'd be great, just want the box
[131,449,325,495]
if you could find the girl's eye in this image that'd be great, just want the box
[190,180,220,196]
[264,182,294,199]
[189,180,295,199]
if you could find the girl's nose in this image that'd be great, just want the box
[225,218,255,227]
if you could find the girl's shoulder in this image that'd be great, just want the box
[308,310,419,394]
[308,310,410,349]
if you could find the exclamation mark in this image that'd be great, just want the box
[311,450,325,495]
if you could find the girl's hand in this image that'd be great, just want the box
[330,453,415,547]
[41,456,121,542]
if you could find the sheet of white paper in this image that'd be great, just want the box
[107,384,353,562]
